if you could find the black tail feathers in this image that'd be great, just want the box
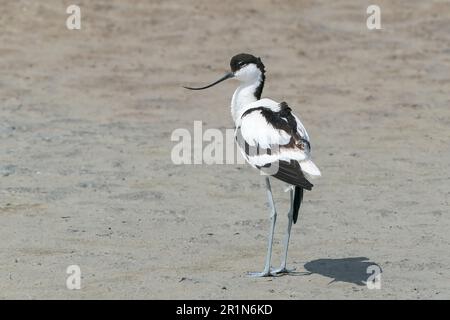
[293,186,304,224]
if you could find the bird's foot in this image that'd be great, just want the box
[248,267,296,277]
[270,267,296,276]
[247,270,273,278]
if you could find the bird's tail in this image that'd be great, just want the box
[293,186,303,224]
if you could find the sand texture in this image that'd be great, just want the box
[0,0,449,299]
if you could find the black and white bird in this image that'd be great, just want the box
[184,53,321,277]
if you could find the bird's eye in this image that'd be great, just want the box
[237,61,246,67]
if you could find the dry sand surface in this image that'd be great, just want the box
[1,0,449,299]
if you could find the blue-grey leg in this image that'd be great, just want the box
[271,187,296,275]
[248,177,277,277]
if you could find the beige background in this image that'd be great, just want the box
[0,0,449,299]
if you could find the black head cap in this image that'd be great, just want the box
[230,53,265,73]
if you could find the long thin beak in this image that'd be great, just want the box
[183,72,234,90]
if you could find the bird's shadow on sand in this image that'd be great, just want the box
[278,257,381,286]
[300,257,382,286]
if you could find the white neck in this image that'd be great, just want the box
[230,78,262,124]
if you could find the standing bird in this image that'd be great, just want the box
[184,53,321,277]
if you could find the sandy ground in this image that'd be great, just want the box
[1,0,449,299]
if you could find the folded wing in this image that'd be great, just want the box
[235,101,320,189]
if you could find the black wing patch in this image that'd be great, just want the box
[257,160,313,190]
[241,102,310,152]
